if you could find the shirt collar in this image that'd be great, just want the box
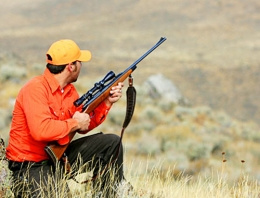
[43,69,64,94]
[43,69,73,94]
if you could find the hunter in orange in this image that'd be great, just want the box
[6,39,125,197]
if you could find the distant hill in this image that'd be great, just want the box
[0,0,259,123]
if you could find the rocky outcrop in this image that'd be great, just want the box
[143,73,189,106]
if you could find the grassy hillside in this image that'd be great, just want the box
[0,1,260,196]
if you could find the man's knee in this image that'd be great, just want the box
[106,134,121,145]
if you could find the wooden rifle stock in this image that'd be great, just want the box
[45,37,167,164]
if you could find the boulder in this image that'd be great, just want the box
[143,73,189,105]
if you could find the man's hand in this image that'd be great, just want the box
[105,82,124,107]
[73,111,90,131]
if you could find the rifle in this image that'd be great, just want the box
[45,37,167,164]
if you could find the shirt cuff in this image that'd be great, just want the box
[57,119,78,145]
[100,100,112,114]
[57,135,69,145]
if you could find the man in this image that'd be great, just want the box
[6,39,124,197]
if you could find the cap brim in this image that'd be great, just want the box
[78,50,92,62]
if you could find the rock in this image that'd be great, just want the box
[0,138,5,160]
[143,73,189,105]
[0,137,13,197]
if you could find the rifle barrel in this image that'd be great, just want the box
[125,37,167,72]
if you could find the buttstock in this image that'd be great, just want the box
[45,132,76,163]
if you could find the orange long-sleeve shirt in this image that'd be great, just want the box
[6,69,111,162]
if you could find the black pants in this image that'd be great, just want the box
[9,132,124,198]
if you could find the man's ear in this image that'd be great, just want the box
[67,63,74,72]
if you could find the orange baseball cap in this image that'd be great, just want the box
[46,39,91,65]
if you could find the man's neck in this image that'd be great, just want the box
[53,73,68,89]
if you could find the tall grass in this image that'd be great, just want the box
[2,155,259,198]
[123,157,260,198]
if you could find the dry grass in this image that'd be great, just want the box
[122,153,260,198]
[1,156,259,198]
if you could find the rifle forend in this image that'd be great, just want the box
[45,37,167,164]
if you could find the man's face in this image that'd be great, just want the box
[70,61,82,83]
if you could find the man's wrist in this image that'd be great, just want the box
[104,99,112,108]
[69,119,81,132]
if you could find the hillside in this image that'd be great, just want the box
[0,0,259,123]
[0,0,260,193]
